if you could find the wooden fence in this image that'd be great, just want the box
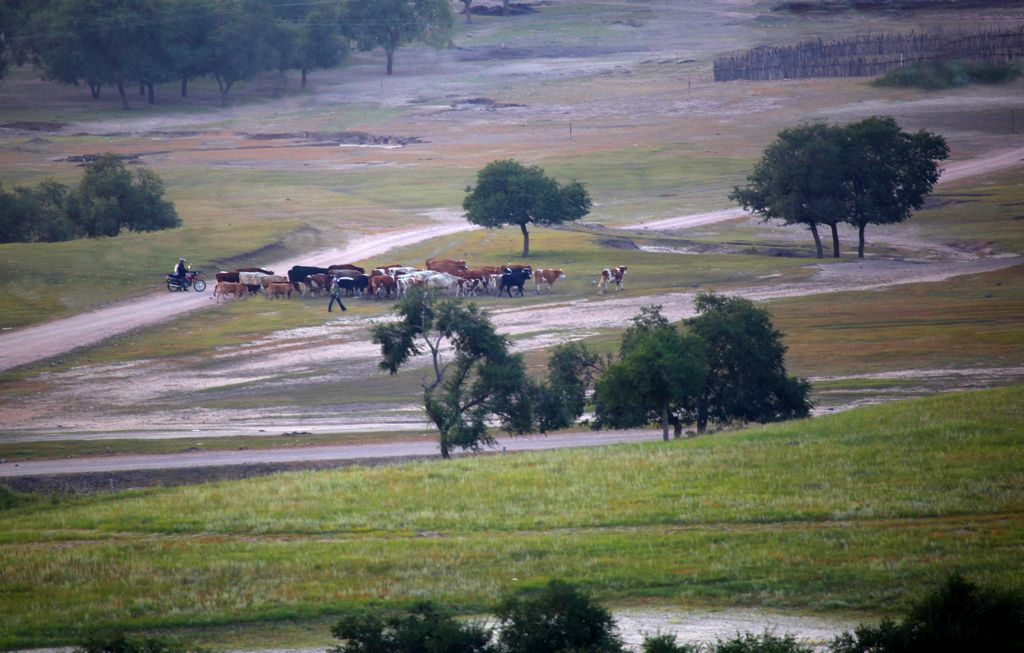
[713,25,1024,81]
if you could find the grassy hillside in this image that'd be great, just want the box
[2,385,1022,648]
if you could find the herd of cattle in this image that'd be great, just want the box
[210,259,628,304]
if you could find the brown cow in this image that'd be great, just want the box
[214,281,246,303]
[426,258,467,274]
[215,271,240,283]
[597,266,627,294]
[304,273,331,297]
[370,274,396,299]
[260,274,289,289]
[534,268,566,294]
[266,282,293,299]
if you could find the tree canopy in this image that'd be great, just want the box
[371,287,534,459]
[593,306,708,441]
[686,293,811,433]
[346,0,453,75]
[732,116,948,259]
[463,159,592,258]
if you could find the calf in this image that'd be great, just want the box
[534,268,566,294]
[598,266,628,294]
[499,268,532,297]
[214,281,246,303]
[266,282,293,299]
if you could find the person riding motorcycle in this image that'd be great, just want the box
[173,258,189,285]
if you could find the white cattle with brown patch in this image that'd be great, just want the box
[533,268,566,294]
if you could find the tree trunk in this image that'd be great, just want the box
[661,405,669,441]
[181,75,188,97]
[116,81,128,109]
[301,67,308,89]
[696,401,708,434]
[89,82,101,99]
[386,49,395,75]
[503,0,509,16]
[857,223,866,259]
[462,0,473,23]
[829,222,841,258]
[519,222,530,257]
[439,433,451,459]
[146,82,155,105]
[809,221,823,259]
[670,415,683,439]
[139,82,145,95]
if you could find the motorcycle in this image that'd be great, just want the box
[166,270,207,292]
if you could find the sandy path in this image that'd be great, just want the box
[0,211,477,373]
[622,145,1024,232]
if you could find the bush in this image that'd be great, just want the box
[0,484,32,510]
[873,60,1022,90]
[329,600,494,653]
[76,631,210,653]
[494,580,625,653]
[830,574,1024,653]
[641,633,700,653]
[713,632,812,653]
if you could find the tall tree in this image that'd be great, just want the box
[839,116,949,258]
[345,0,453,75]
[275,3,349,89]
[165,0,215,98]
[463,159,592,257]
[593,306,708,441]
[35,0,164,109]
[731,123,846,259]
[535,341,605,432]
[685,293,811,434]
[371,287,534,459]
[206,0,280,105]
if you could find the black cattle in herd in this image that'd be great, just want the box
[287,265,331,293]
[499,267,532,297]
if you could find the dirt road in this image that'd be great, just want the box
[0,211,477,373]
[623,145,1024,232]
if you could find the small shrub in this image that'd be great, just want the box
[76,631,210,653]
[641,633,701,653]
[0,484,32,510]
[830,573,1024,653]
[873,60,1022,90]
[330,600,494,653]
[713,631,812,653]
[494,580,625,653]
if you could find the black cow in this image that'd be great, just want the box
[499,268,532,297]
[288,265,331,292]
[327,274,370,297]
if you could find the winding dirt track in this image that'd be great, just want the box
[0,213,477,372]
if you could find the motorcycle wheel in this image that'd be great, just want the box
[167,281,179,292]
[193,279,207,292]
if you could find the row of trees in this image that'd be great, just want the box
[0,0,456,108]
[372,287,809,458]
[732,116,949,259]
[0,154,180,243]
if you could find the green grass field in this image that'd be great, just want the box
[2,385,1022,648]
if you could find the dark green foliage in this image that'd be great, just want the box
[733,116,947,259]
[687,293,811,433]
[640,634,699,653]
[730,122,846,258]
[873,60,1022,90]
[76,631,209,653]
[594,306,708,441]
[463,160,592,257]
[0,484,33,510]
[841,116,949,258]
[345,0,454,75]
[714,632,812,653]
[830,574,1024,653]
[67,154,180,238]
[494,580,625,653]
[535,341,605,432]
[330,601,494,653]
[372,287,534,458]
